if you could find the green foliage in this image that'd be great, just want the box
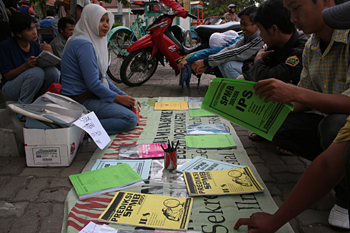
[202,0,264,18]
[112,20,123,28]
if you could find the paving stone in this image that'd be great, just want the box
[20,167,62,177]
[0,201,28,217]
[299,225,350,233]
[269,163,306,174]
[0,176,27,199]
[280,155,308,167]
[297,209,329,226]
[0,157,11,167]
[13,177,48,202]
[37,187,70,203]
[0,157,26,175]
[0,218,14,233]
[245,148,259,156]
[9,203,52,233]
[39,203,64,233]
[254,163,275,182]
[61,160,89,178]
[266,183,282,197]
[259,150,285,165]
[0,175,10,186]
[239,136,256,149]
[49,177,72,188]
[248,154,264,163]
[274,172,303,184]
[279,183,299,200]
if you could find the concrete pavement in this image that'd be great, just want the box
[0,65,349,233]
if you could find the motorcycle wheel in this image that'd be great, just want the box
[120,47,158,87]
[107,29,137,83]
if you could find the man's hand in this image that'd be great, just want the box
[115,95,135,107]
[254,78,298,103]
[40,41,53,53]
[234,212,282,233]
[191,60,207,75]
[25,56,38,69]
[254,48,274,63]
[178,60,187,70]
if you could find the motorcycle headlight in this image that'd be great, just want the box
[158,2,178,15]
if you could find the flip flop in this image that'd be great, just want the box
[275,146,294,156]
[248,133,267,141]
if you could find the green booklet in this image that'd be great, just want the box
[201,78,294,140]
[69,163,144,200]
[185,134,236,149]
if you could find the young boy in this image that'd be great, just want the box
[0,12,60,104]
[234,1,350,231]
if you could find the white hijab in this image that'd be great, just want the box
[64,4,114,77]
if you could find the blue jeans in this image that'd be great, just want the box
[2,66,60,104]
[83,96,138,135]
[218,61,243,79]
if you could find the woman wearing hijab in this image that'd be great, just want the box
[60,4,138,135]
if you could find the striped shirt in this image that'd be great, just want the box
[299,29,350,97]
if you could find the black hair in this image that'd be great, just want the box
[58,17,75,32]
[46,8,56,16]
[238,6,257,23]
[9,12,36,38]
[254,0,295,34]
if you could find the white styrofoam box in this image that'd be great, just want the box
[24,125,85,167]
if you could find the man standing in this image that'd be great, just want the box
[223,4,239,22]
[70,0,90,22]
[249,0,350,228]
[50,17,74,58]
[192,6,264,79]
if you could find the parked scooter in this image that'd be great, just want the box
[120,0,241,87]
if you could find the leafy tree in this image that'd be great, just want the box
[202,0,264,18]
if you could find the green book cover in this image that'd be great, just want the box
[185,134,236,149]
[201,78,294,141]
[69,163,143,199]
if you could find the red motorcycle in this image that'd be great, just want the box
[120,0,241,87]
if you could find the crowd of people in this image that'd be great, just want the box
[0,0,350,231]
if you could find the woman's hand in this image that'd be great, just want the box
[115,95,135,107]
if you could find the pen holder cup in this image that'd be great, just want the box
[164,151,177,170]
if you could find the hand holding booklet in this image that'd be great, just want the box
[36,50,61,68]
[201,78,294,140]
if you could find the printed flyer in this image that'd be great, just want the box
[183,167,264,196]
[201,78,294,140]
[98,191,193,231]
[119,143,167,159]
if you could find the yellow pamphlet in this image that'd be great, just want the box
[98,191,193,231]
[183,167,264,196]
[154,102,189,110]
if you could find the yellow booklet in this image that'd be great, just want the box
[183,167,264,196]
[154,102,189,110]
[98,191,193,231]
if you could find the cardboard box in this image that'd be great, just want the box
[24,125,85,167]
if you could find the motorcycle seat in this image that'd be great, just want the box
[131,8,145,15]
[195,21,241,36]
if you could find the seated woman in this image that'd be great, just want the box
[60,4,138,135]
[0,12,60,104]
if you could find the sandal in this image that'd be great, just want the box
[248,133,267,141]
[275,146,294,156]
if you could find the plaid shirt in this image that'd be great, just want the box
[298,29,350,114]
